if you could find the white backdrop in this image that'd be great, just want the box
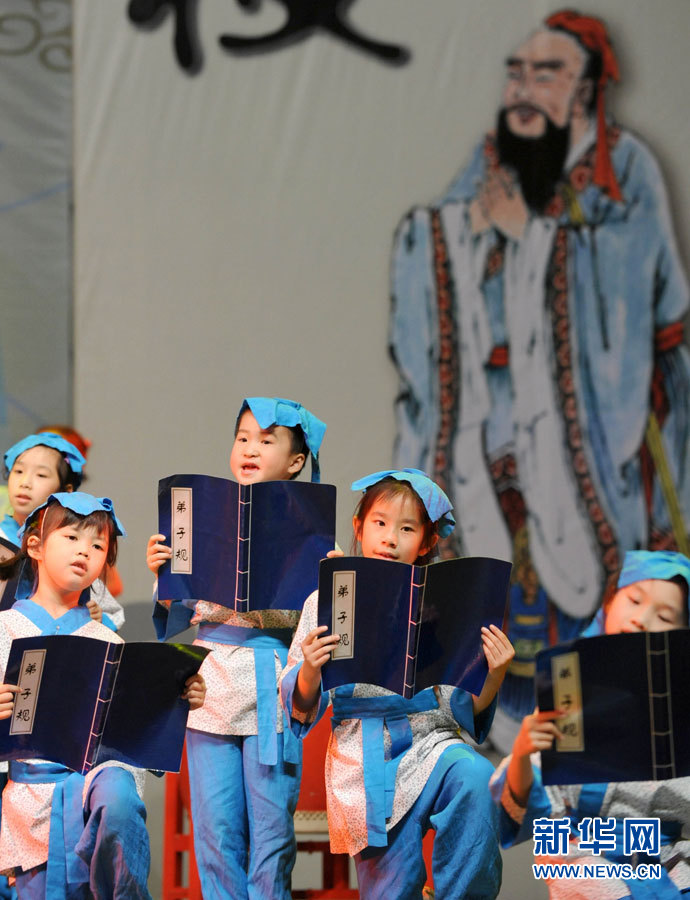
[72,0,690,611]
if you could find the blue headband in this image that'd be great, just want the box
[17,492,126,541]
[236,397,327,483]
[351,468,455,538]
[4,433,86,479]
[15,493,125,601]
[618,550,690,596]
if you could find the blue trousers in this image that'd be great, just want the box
[0,773,16,900]
[355,745,501,900]
[186,729,301,900]
[14,767,151,900]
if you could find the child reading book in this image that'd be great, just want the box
[280,468,513,899]
[491,550,690,898]
[147,397,327,900]
[0,492,205,898]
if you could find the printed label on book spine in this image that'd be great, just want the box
[10,649,46,735]
[552,651,584,752]
[171,488,192,574]
[332,571,355,660]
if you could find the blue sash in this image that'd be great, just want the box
[331,686,439,847]
[9,761,88,898]
[576,783,681,899]
[197,623,299,766]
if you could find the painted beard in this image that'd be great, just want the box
[496,108,570,214]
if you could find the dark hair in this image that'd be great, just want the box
[285,425,308,479]
[0,504,118,586]
[351,478,438,565]
[3,443,82,490]
[671,575,689,626]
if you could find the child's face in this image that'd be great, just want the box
[604,578,687,634]
[36,524,109,596]
[355,494,433,565]
[230,410,305,484]
[7,446,63,524]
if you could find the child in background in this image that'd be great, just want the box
[35,425,122,598]
[0,492,206,898]
[491,550,690,898]
[280,468,513,900]
[147,397,327,900]
[0,433,124,629]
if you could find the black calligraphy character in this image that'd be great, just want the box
[340,633,349,646]
[337,584,348,598]
[25,663,37,675]
[176,548,189,561]
[20,689,31,701]
[16,709,30,721]
[128,0,203,73]
[561,694,572,710]
[176,527,186,539]
[558,667,572,680]
[176,500,187,512]
[337,610,347,623]
[219,1,410,66]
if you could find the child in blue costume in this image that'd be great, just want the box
[1,433,124,629]
[280,468,513,900]
[491,550,690,898]
[147,397,327,900]
[0,492,206,898]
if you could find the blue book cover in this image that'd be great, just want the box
[317,556,511,698]
[0,636,209,774]
[536,631,690,785]
[0,536,19,612]
[156,475,336,639]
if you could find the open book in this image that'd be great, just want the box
[0,536,19,612]
[317,555,511,697]
[0,636,209,774]
[155,474,336,639]
[536,631,690,785]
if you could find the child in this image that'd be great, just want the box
[491,550,690,898]
[280,468,514,900]
[0,492,206,898]
[146,396,326,900]
[1,433,124,629]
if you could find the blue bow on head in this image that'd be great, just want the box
[18,492,126,541]
[15,493,125,602]
[236,397,327,483]
[350,468,455,538]
[4,433,86,478]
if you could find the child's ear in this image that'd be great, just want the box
[420,532,439,557]
[352,515,362,541]
[26,534,42,562]
[287,452,306,476]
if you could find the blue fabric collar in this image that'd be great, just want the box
[0,514,19,546]
[13,597,91,634]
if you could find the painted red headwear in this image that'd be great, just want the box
[545,9,622,202]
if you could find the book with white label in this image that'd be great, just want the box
[536,631,690,784]
[154,474,336,639]
[317,555,511,697]
[0,636,209,774]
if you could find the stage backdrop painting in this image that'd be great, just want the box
[390,9,690,743]
[0,1,73,497]
[72,1,689,676]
